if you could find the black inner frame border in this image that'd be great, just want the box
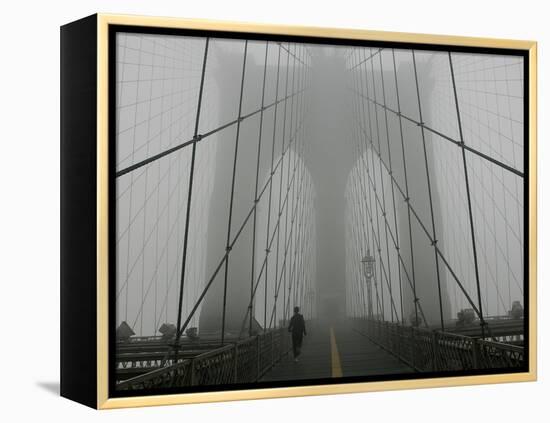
[107,23,531,399]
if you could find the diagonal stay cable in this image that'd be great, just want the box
[378,50,406,324]
[275,43,292,326]
[348,49,486,321]
[391,47,420,327]
[448,51,487,337]
[173,38,210,364]
[242,135,308,336]
[349,49,380,320]
[351,109,482,320]
[268,112,310,328]
[348,86,524,178]
[349,167,384,320]
[411,49,445,331]
[115,88,307,178]
[350,127,404,324]
[220,40,249,345]
[351,50,397,322]
[369,48,397,323]
[355,49,389,320]
[248,41,270,337]
[263,43,282,331]
[116,109,306,312]
[354,137,426,324]
[282,44,298,323]
[169,86,311,348]
[277,42,310,68]
[350,47,382,71]
[348,49,475,323]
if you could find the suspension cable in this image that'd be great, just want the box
[248,41,270,337]
[448,51,486,337]
[411,50,446,330]
[173,37,210,360]
[220,40,249,344]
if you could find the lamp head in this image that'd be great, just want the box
[361,249,375,279]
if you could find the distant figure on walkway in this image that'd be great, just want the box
[288,306,307,362]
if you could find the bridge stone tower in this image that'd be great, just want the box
[305,49,356,320]
[359,52,453,327]
[198,45,452,334]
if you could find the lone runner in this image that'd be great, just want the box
[288,306,307,362]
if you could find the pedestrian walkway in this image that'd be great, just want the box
[260,320,413,382]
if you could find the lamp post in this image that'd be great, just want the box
[361,250,376,320]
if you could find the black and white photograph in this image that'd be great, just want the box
[112,29,528,395]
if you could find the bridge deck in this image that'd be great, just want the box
[261,320,414,382]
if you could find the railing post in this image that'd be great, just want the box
[432,331,439,372]
[190,359,196,386]
[386,322,390,351]
[233,343,238,383]
[397,324,402,360]
[280,328,284,360]
[411,326,416,370]
[271,330,275,368]
[472,338,480,369]
[256,335,261,381]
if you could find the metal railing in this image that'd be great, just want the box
[353,318,525,372]
[117,327,290,390]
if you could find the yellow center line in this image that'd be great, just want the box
[329,326,343,378]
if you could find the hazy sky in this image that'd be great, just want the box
[115,33,524,336]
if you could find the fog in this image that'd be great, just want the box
[115,33,524,337]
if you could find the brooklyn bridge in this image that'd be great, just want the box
[113,33,525,391]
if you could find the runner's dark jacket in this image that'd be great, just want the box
[288,314,307,337]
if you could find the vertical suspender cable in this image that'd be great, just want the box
[378,52,406,324]
[267,45,282,329]
[391,48,420,327]
[411,50,445,331]
[249,41,270,337]
[275,44,291,327]
[221,41,249,344]
[448,52,486,338]
[173,37,210,359]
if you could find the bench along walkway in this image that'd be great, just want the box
[260,320,413,382]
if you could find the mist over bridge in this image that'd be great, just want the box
[113,33,526,390]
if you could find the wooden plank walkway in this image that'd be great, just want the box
[260,320,413,382]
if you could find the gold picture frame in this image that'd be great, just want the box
[60,13,537,409]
